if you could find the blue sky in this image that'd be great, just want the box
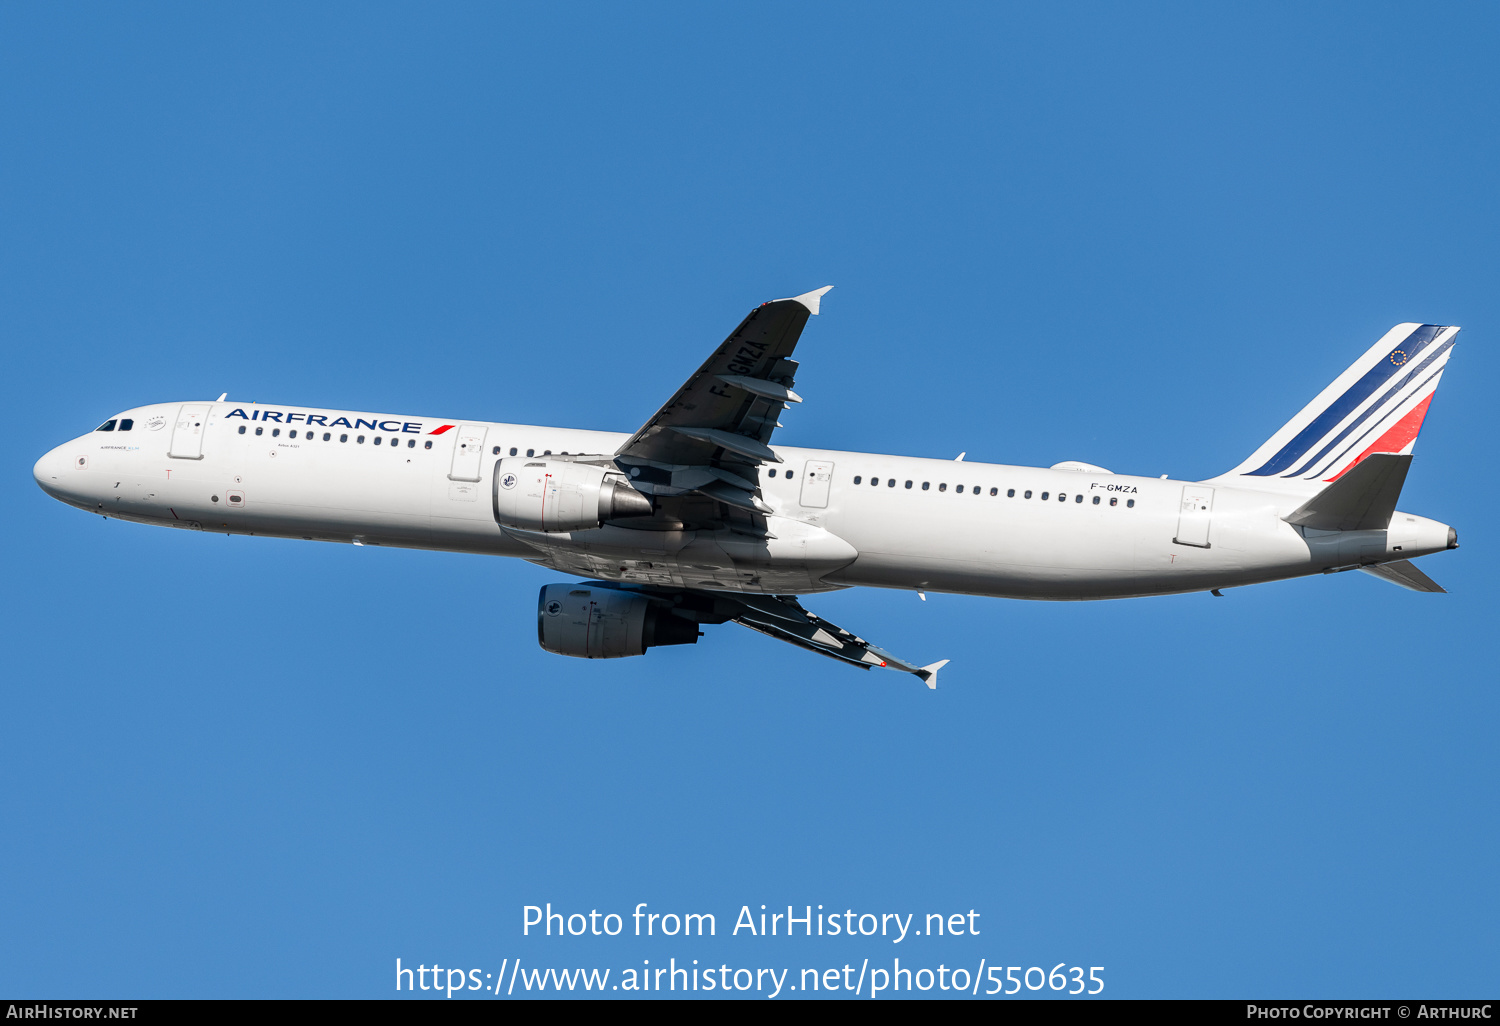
[3,2,1497,999]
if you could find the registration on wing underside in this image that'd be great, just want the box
[613,288,830,518]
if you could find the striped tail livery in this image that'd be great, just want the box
[1215,323,1459,494]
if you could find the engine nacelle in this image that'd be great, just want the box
[493,457,652,533]
[537,584,701,659]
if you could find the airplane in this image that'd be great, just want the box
[33,288,1458,688]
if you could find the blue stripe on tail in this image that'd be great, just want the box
[1281,336,1456,478]
[1242,324,1443,477]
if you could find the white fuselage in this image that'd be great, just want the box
[34,400,1455,600]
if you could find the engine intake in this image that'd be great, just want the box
[537,584,701,659]
[494,457,652,533]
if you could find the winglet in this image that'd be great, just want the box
[917,658,950,690]
[781,285,833,315]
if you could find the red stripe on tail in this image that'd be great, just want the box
[1325,394,1433,481]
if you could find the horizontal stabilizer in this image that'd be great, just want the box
[1359,559,1446,593]
[1284,454,1411,532]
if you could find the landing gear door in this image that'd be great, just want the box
[800,460,834,508]
[1174,485,1214,548]
[169,405,208,460]
[448,424,488,482]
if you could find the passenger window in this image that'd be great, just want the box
[96,420,116,432]
[544,450,551,455]
[289,430,298,439]
[887,479,895,487]
[1041,491,1049,500]
[955,485,963,493]
[272,428,280,437]
[990,487,997,496]
[492,446,500,454]
[357,435,365,444]
[374,436,382,445]
[509,447,517,456]
[939,483,947,492]
[1058,493,1066,502]
[1127,499,1135,508]
[1024,490,1032,499]
[1075,494,1083,503]
[922,482,930,491]
[255,426,263,436]
[1110,497,1118,506]
[238,425,246,435]
[118,419,133,431]
[786,471,794,479]
[871,477,879,487]
[853,476,862,484]
[407,438,414,448]
[340,433,348,442]
[768,469,777,477]
[1007,489,1015,497]
[1092,496,1100,505]
[905,480,913,489]
[526,449,535,457]
[325,432,333,441]
[425,440,433,449]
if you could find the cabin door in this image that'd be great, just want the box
[1174,485,1215,548]
[799,461,834,508]
[168,405,208,459]
[448,425,488,482]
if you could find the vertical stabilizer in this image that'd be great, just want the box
[1213,323,1458,495]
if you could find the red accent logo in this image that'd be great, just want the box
[428,424,456,435]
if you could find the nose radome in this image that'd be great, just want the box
[33,444,74,500]
[34,448,60,495]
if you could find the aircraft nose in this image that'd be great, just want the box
[33,444,72,499]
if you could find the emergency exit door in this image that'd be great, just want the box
[168,405,207,459]
[447,425,488,482]
[800,460,834,508]
[1174,485,1215,548]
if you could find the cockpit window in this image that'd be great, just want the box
[96,420,117,432]
[118,419,133,431]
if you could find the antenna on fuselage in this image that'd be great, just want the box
[217,393,228,402]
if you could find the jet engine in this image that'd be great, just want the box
[493,457,653,533]
[537,584,701,659]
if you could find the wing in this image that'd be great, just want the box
[592,583,948,688]
[729,593,949,688]
[614,286,832,517]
